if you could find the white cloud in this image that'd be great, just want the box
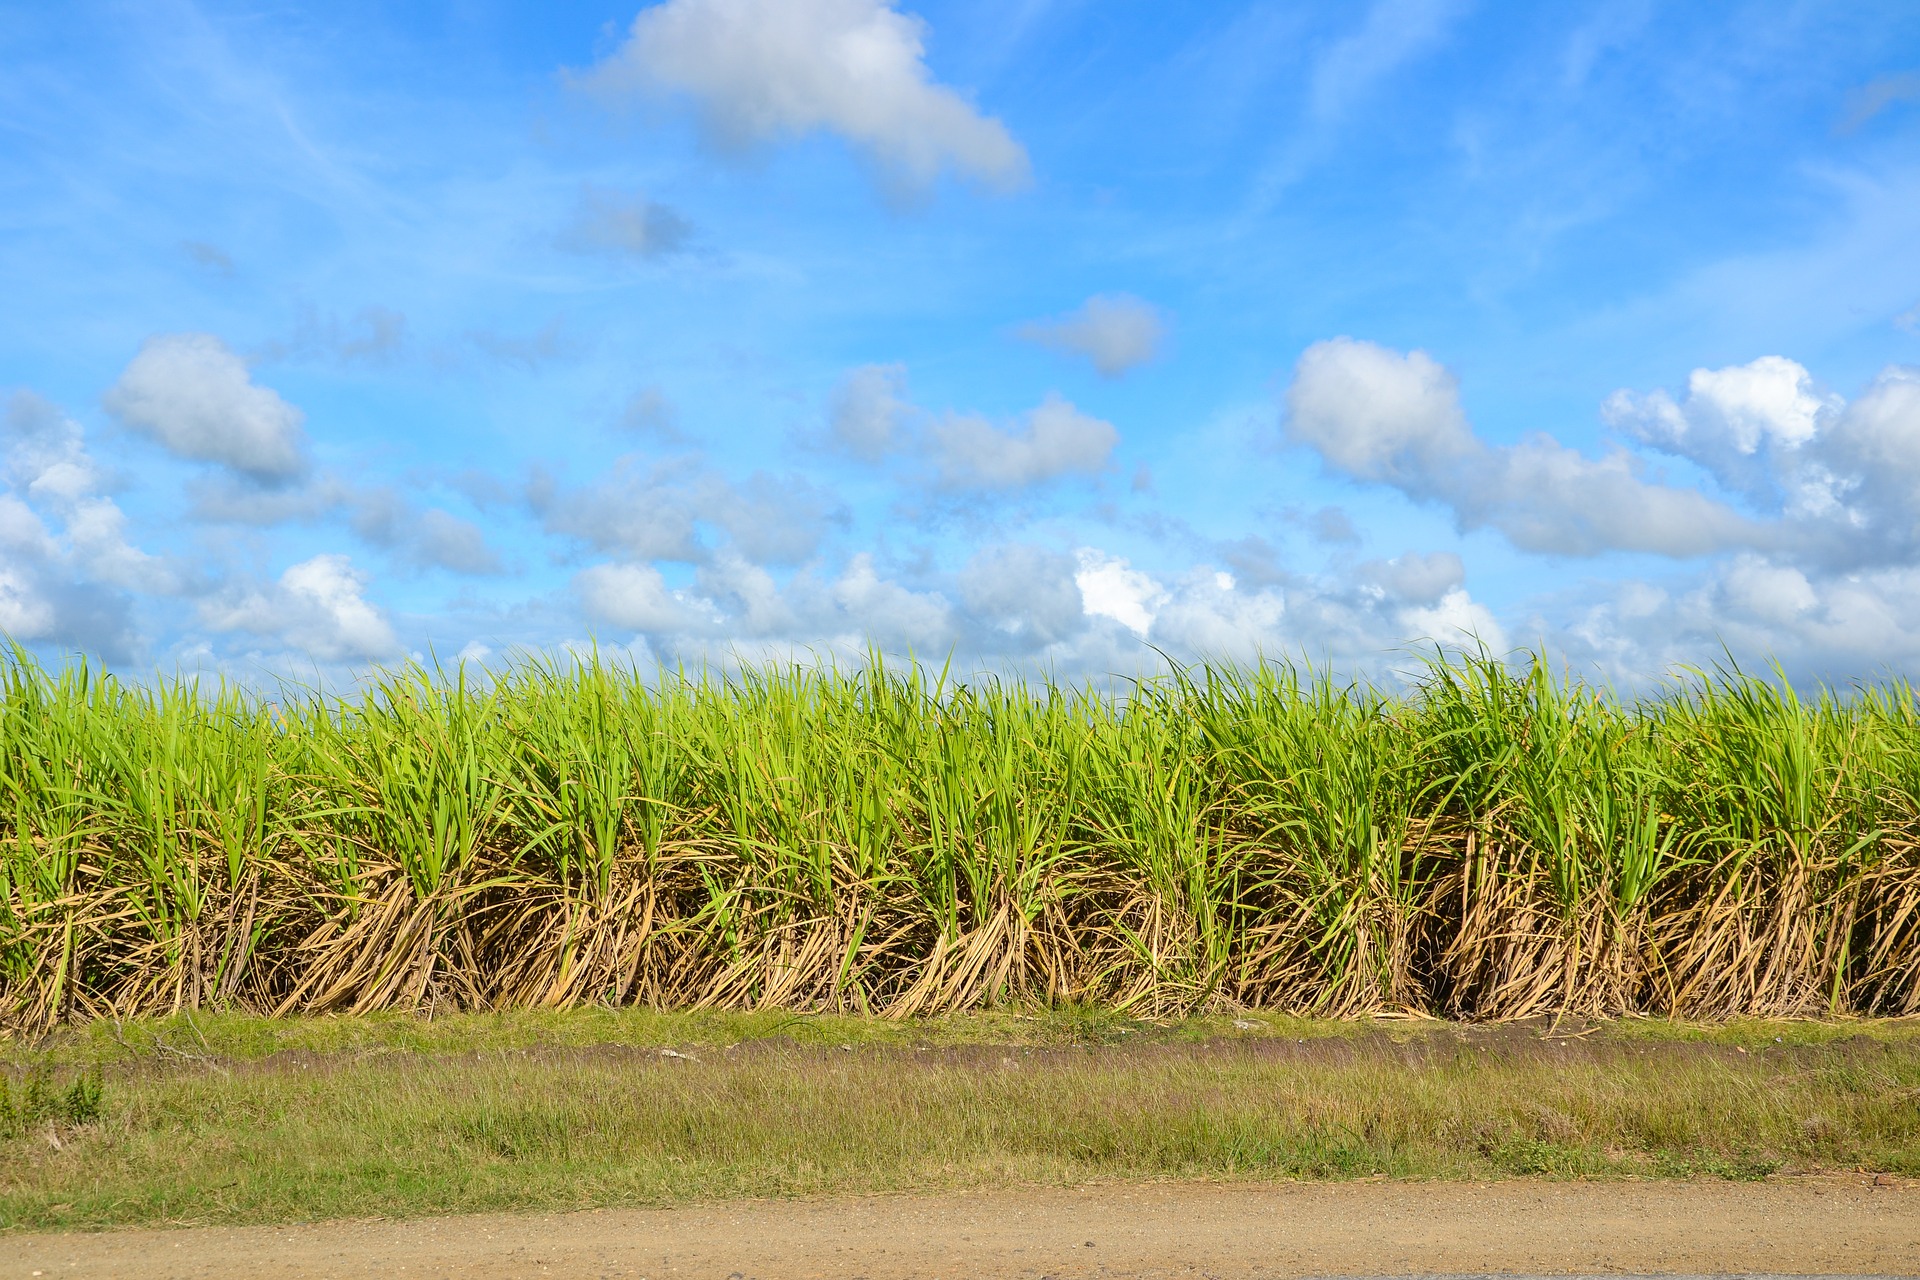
[1596,359,1920,570]
[706,473,843,564]
[1148,568,1288,661]
[558,185,692,258]
[1285,337,1760,557]
[1551,554,1920,688]
[202,554,400,662]
[1359,550,1464,604]
[823,368,1119,495]
[581,0,1028,194]
[577,562,703,633]
[959,544,1085,648]
[1603,355,1840,504]
[828,363,912,460]
[1398,587,1506,653]
[0,493,54,559]
[411,509,503,576]
[1811,365,1920,555]
[577,550,954,656]
[190,470,502,576]
[1285,337,1477,491]
[695,555,794,636]
[1479,435,1757,557]
[0,393,170,657]
[535,460,838,567]
[1718,556,1818,626]
[531,459,698,562]
[103,333,308,481]
[1017,294,1167,378]
[821,552,954,650]
[929,393,1117,490]
[1074,550,1167,638]
[0,565,55,640]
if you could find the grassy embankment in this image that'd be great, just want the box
[2,1007,1917,1231]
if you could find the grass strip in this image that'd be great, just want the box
[3,1011,1917,1232]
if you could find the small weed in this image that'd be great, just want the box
[0,1063,104,1139]
[1652,1149,1782,1180]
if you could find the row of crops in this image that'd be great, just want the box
[2,646,1917,1028]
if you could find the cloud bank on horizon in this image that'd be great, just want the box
[2,0,1920,685]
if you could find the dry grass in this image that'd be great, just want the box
[3,1010,1917,1232]
[4,647,1920,1028]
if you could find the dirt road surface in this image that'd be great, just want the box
[3,1177,1915,1279]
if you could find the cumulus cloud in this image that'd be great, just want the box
[577,562,703,633]
[533,460,702,563]
[822,367,1118,494]
[1479,436,1758,558]
[579,0,1028,194]
[1285,337,1761,557]
[534,459,839,566]
[928,394,1117,490]
[202,554,400,662]
[348,487,503,575]
[1073,550,1168,638]
[575,550,954,655]
[1285,338,1477,492]
[816,552,954,650]
[103,333,308,482]
[1149,569,1289,660]
[411,510,501,576]
[558,185,692,258]
[1359,551,1464,604]
[0,393,169,658]
[1600,358,1920,573]
[1602,355,1840,506]
[828,363,912,460]
[190,471,503,576]
[1017,294,1167,378]
[1062,547,1503,666]
[1547,554,1920,688]
[1290,340,1920,581]
[1257,348,1920,684]
[1786,366,1920,563]
[959,544,1085,648]
[0,563,55,640]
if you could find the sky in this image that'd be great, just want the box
[3,0,1920,687]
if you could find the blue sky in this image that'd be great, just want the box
[4,0,1920,683]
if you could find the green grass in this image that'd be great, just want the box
[3,1009,1917,1232]
[4,645,1920,1027]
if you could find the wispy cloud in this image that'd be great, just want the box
[1838,71,1920,134]
[557,185,693,258]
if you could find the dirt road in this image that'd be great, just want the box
[3,1177,1914,1278]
